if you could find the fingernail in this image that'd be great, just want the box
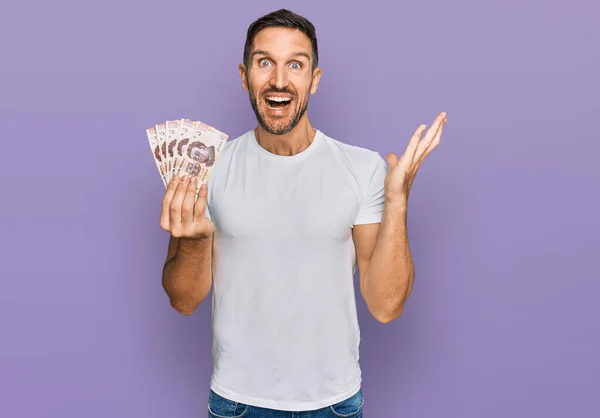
[181,176,188,183]
[190,177,197,184]
[441,112,447,117]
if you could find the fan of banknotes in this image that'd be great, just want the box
[146,119,228,189]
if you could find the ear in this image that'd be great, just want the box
[310,67,322,95]
[238,64,249,91]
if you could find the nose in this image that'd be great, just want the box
[269,65,289,90]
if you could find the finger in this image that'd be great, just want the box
[194,183,208,221]
[414,113,446,162]
[420,121,444,161]
[400,124,426,169]
[420,112,445,145]
[413,121,445,181]
[170,175,189,234]
[181,177,197,227]
[425,112,446,143]
[160,175,181,231]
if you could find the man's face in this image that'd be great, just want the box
[239,27,322,135]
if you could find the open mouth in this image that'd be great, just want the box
[265,96,292,110]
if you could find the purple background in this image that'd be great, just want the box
[1,0,598,417]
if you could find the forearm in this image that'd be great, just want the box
[162,235,213,315]
[363,200,414,322]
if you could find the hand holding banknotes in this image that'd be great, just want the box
[146,118,228,238]
[159,175,214,239]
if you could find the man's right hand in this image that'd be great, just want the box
[160,175,214,239]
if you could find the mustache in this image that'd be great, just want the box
[261,87,295,96]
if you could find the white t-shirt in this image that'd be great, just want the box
[205,128,387,411]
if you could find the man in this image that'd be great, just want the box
[159,9,447,418]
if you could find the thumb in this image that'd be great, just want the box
[386,153,399,169]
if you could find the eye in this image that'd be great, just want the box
[258,59,271,67]
[290,62,301,69]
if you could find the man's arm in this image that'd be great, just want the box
[354,112,447,324]
[162,235,213,315]
[353,201,413,324]
[159,175,215,315]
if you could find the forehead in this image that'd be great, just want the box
[252,27,312,57]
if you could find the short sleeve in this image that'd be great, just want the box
[354,154,388,225]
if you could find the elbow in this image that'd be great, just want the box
[164,283,208,315]
[363,273,413,324]
[374,309,402,324]
[375,316,393,324]
[162,283,199,315]
[169,298,201,316]
[372,301,405,324]
[177,310,195,316]
[162,277,206,316]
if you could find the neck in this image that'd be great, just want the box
[254,115,316,156]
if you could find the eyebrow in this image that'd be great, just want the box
[251,50,311,61]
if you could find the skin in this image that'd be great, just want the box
[160,179,213,315]
[160,26,448,322]
[239,27,323,154]
[355,114,447,323]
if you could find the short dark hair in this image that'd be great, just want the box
[243,9,319,70]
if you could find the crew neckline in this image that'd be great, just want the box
[249,128,323,163]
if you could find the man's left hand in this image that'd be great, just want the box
[384,111,448,205]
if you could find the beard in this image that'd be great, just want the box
[248,82,311,135]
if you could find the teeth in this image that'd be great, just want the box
[267,97,291,102]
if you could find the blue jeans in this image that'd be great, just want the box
[207,388,363,417]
